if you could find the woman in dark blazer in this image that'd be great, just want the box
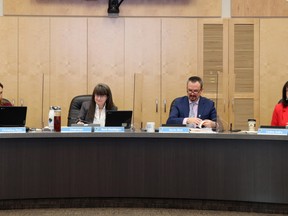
[77,83,117,126]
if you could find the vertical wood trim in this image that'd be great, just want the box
[253,19,260,128]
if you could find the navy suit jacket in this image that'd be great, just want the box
[166,96,217,125]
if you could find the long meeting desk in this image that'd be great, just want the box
[0,131,288,211]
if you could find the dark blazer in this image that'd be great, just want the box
[166,96,217,124]
[78,101,117,124]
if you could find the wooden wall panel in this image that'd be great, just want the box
[50,17,87,126]
[87,18,125,110]
[232,0,288,17]
[260,19,288,126]
[4,0,221,17]
[18,17,50,128]
[161,18,198,124]
[0,17,18,105]
[125,18,161,129]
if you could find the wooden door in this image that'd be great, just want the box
[228,19,260,130]
[198,19,229,130]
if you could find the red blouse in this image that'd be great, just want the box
[271,103,288,126]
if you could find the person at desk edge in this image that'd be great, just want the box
[77,83,117,126]
[0,82,12,106]
[271,81,288,127]
[166,76,217,128]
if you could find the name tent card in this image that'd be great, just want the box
[159,127,190,133]
[0,127,26,133]
[61,126,92,133]
[257,128,288,135]
[94,127,125,133]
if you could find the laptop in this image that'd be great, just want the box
[105,110,132,129]
[0,106,27,127]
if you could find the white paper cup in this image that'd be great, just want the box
[146,122,155,133]
[248,119,256,131]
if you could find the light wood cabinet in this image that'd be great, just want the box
[198,18,260,131]
[228,19,260,130]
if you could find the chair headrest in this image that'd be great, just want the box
[70,95,91,110]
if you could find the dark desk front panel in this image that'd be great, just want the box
[0,133,288,204]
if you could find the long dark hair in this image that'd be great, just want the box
[87,83,117,119]
[281,81,288,107]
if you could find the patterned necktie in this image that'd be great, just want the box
[189,102,195,118]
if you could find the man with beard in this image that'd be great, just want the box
[166,76,217,128]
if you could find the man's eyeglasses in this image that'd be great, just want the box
[187,89,201,94]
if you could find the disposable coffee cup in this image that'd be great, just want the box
[146,122,155,133]
[248,119,256,131]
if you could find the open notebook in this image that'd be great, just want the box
[0,106,27,127]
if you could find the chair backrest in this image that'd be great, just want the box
[169,98,177,115]
[67,95,91,126]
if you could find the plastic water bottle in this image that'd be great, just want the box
[48,106,55,130]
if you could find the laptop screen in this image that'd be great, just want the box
[0,106,27,127]
[105,110,132,129]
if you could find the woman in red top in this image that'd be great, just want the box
[0,82,13,106]
[271,81,288,126]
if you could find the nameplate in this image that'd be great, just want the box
[158,127,189,133]
[94,127,125,133]
[0,127,26,133]
[257,128,288,136]
[61,126,92,133]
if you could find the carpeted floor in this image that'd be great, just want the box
[0,208,285,216]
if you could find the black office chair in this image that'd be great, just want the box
[67,95,91,126]
[169,98,177,115]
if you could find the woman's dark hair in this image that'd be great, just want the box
[281,81,288,107]
[87,83,117,119]
[0,83,3,88]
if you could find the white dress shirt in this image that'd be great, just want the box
[93,104,106,127]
